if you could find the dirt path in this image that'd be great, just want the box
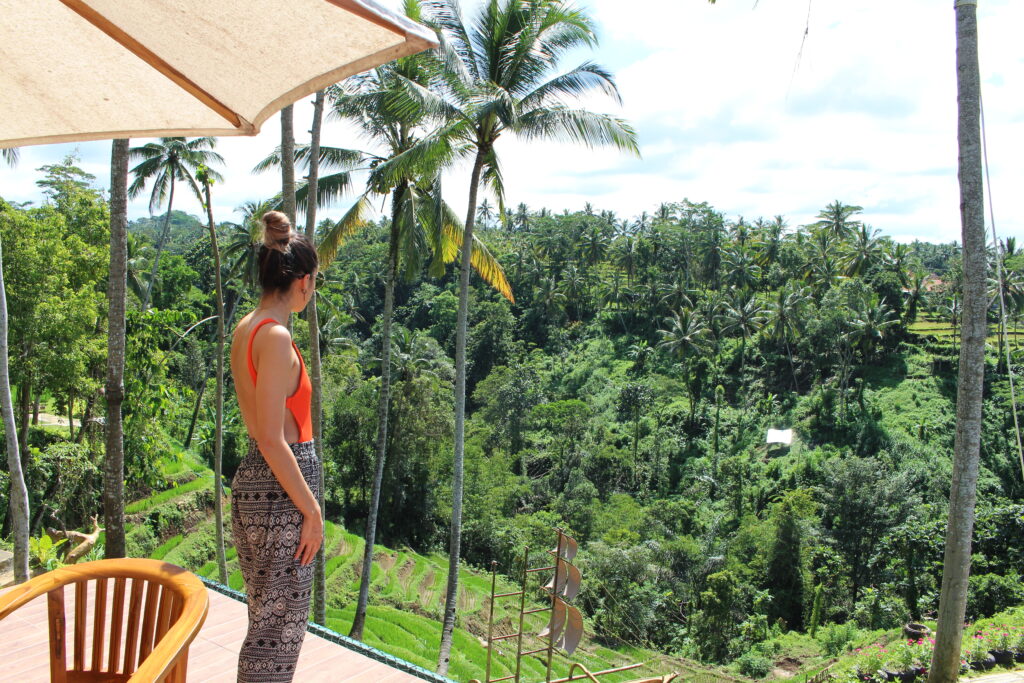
[35,411,79,428]
[972,672,1024,683]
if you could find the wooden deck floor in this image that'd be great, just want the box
[1,582,427,682]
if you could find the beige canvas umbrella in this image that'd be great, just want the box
[0,0,437,148]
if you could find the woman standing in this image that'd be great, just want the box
[229,210,322,682]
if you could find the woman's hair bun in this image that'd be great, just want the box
[261,210,292,250]
[256,211,318,295]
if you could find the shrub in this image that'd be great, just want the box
[149,503,185,538]
[737,651,772,679]
[819,621,858,657]
[126,523,157,558]
[966,572,1024,619]
[176,527,217,571]
[852,587,909,630]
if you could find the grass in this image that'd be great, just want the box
[124,474,213,515]
[150,534,183,561]
[126,439,733,683]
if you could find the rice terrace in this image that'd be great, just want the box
[2,1,1024,683]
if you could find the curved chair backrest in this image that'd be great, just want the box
[0,558,209,683]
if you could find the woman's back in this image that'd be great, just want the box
[230,311,306,445]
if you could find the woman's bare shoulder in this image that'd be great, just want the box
[250,318,293,355]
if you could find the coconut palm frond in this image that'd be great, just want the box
[2,147,20,166]
[520,61,622,109]
[296,171,355,216]
[318,194,374,267]
[439,217,513,303]
[517,106,640,156]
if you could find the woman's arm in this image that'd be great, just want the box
[252,323,322,565]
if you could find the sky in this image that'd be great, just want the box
[1,0,1022,244]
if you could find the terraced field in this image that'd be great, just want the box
[123,445,736,683]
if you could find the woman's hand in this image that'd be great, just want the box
[296,506,324,566]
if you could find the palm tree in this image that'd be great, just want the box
[626,340,654,375]
[260,20,511,639]
[904,271,927,325]
[658,308,708,424]
[804,228,842,296]
[886,243,912,287]
[0,153,30,581]
[476,198,495,228]
[125,233,153,303]
[722,292,767,391]
[612,235,639,286]
[582,225,610,268]
[848,300,898,362]
[931,6,987,676]
[767,285,809,391]
[557,264,588,320]
[223,200,276,289]
[1,148,18,166]
[723,248,761,292]
[128,137,224,312]
[812,200,863,241]
[197,165,228,584]
[758,215,786,271]
[514,202,531,231]
[302,90,329,626]
[844,225,884,277]
[400,1,639,668]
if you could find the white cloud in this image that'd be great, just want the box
[1,0,1021,245]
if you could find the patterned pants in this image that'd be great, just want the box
[231,438,321,683]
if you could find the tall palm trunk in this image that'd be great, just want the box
[304,90,328,626]
[929,2,985,681]
[67,389,75,440]
[184,381,206,449]
[351,189,402,641]
[438,146,488,675]
[0,230,29,582]
[281,105,297,226]
[104,138,129,559]
[141,174,175,313]
[202,179,228,585]
[17,377,30,458]
[184,291,239,450]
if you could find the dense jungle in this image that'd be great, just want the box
[2,157,1022,680]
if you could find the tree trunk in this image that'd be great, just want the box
[104,138,129,559]
[350,189,402,641]
[18,377,30,458]
[67,389,75,441]
[437,147,488,675]
[184,292,239,450]
[929,3,985,681]
[304,90,328,626]
[202,180,228,585]
[141,174,175,313]
[281,105,297,227]
[184,380,206,449]
[77,393,92,444]
[0,231,30,583]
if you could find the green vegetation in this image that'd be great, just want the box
[3,32,1024,682]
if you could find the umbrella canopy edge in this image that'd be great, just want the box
[0,0,439,149]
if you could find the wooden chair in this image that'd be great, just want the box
[0,558,209,682]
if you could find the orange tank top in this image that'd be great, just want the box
[246,317,313,443]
